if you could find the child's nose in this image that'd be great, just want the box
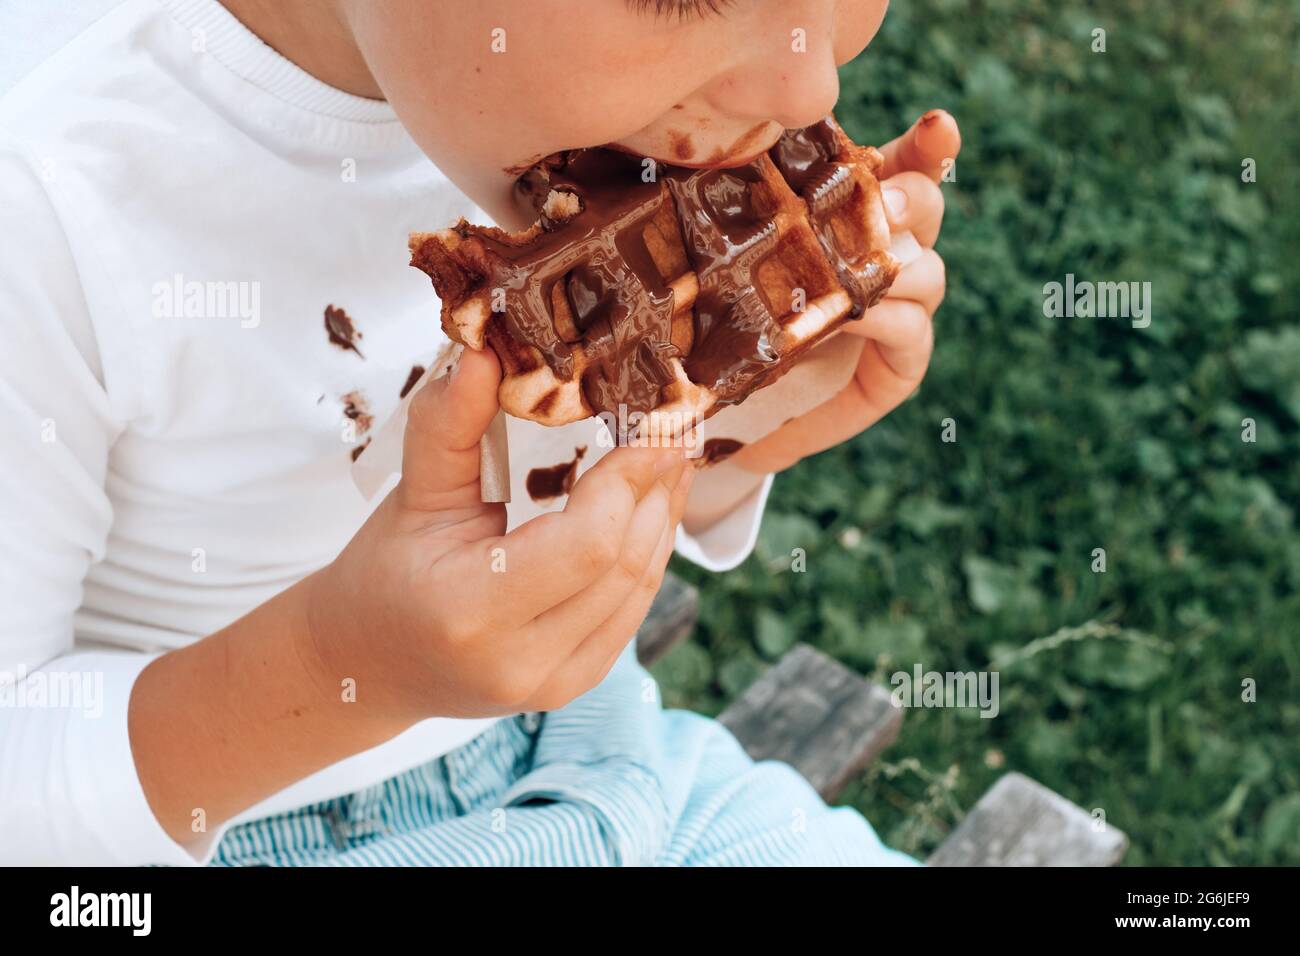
[705,29,842,133]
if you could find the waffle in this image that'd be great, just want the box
[409,116,898,439]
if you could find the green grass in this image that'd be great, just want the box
[657,0,1300,865]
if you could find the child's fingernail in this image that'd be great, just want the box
[884,187,908,220]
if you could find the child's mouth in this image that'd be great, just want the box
[504,123,785,184]
[611,121,784,170]
[675,122,785,169]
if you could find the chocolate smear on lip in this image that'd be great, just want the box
[341,390,373,435]
[526,446,587,503]
[713,123,773,168]
[668,130,695,162]
[700,437,745,465]
[503,154,546,177]
[399,364,425,399]
[325,305,364,358]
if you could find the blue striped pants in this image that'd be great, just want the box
[212,647,916,867]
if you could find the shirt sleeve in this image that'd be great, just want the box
[0,131,200,865]
[673,472,773,572]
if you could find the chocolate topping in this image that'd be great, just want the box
[325,305,364,357]
[341,390,373,434]
[700,437,745,465]
[663,163,781,402]
[473,150,676,419]
[768,119,840,193]
[434,117,887,421]
[525,445,587,503]
[399,364,425,399]
[770,121,892,317]
[481,152,790,415]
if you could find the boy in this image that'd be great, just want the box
[0,0,956,865]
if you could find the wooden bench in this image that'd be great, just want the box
[636,572,1129,866]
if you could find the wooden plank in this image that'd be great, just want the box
[719,644,903,801]
[927,772,1129,866]
[635,572,699,666]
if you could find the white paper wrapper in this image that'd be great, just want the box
[353,231,924,504]
[677,229,924,454]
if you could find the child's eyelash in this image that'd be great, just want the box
[629,0,735,21]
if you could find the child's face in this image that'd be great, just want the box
[350,0,888,224]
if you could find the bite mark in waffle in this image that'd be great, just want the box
[409,116,899,437]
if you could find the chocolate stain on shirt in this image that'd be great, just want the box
[341,390,373,435]
[700,437,745,466]
[526,446,587,503]
[350,437,371,462]
[325,305,364,358]
[399,364,425,399]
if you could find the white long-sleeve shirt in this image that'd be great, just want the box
[0,0,771,865]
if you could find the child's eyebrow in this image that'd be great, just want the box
[627,0,736,21]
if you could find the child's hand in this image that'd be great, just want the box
[727,110,962,474]
[303,348,692,724]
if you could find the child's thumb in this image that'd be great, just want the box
[879,109,961,183]
[399,346,501,511]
